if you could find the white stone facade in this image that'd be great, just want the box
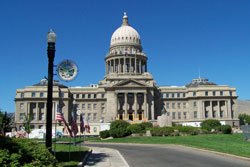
[14,13,239,132]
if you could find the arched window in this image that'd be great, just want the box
[93,127,97,133]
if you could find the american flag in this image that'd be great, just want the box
[80,114,85,134]
[56,105,64,121]
[56,105,73,137]
[85,118,90,133]
[70,109,79,136]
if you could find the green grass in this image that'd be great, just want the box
[37,137,85,143]
[51,144,88,167]
[95,134,250,158]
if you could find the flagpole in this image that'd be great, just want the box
[54,120,57,157]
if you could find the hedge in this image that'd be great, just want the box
[0,136,56,167]
[149,126,200,136]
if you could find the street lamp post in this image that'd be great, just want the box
[46,29,56,153]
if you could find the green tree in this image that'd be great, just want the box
[23,113,32,138]
[238,114,250,125]
[0,111,12,136]
[201,119,221,132]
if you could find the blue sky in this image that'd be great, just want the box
[1,0,250,113]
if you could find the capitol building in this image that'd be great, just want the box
[14,13,238,134]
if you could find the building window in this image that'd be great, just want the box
[166,103,170,109]
[205,91,208,96]
[166,93,169,98]
[40,92,44,97]
[213,91,216,96]
[184,112,187,119]
[101,103,105,110]
[93,104,97,110]
[20,103,24,110]
[82,113,85,120]
[82,94,85,99]
[39,113,44,120]
[172,93,175,98]
[178,112,181,119]
[39,125,43,129]
[172,103,175,109]
[213,111,216,118]
[21,93,24,98]
[160,93,163,98]
[230,91,232,96]
[102,93,105,98]
[177,103,181,109]
[193,92,196,97]
[172,112,176,119]
[87,113,91,120]
[94,113,97,120]
[88,94,91,99]
[76,94,79,98]
[88,104,91,110]
[32,92,35,97]
[32,112,36,120]
[82,104,85,109]
[183,93,186,98]
[60,93,64,98]
[93,127,97,133]
[94,94,97,99]
[193,102,197,107]
[177,93,180,98]
[220,111,223,118]
[205,111,208,118]
[20,113,24,121]
[194,111,197,119]
[183,102,186,109]
[220,91,223,96]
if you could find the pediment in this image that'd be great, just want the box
[113,79,147,88]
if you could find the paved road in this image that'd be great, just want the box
[86,143,250,167]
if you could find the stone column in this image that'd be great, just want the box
[197,100,202,119]
[144,93,147,119]
[27,102,30,115]
[118,58,121,73]
[129,58,132,72]
[139,60,141,73]
[44,103,47,121]
[125,93,128,119]
[123,57,126,73]
[115,93,118,118]
[151,99,154,120]
[228,99,232,119]
[210,101,213,118]
[217,101,220,118]
[134,93,137,119]
[36,102,39,121]
[135,56,137,73]
[225,101,228,118]
[202,101,205,118]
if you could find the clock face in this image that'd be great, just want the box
[57,60,78,82]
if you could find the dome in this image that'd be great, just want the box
[110,12,141,47]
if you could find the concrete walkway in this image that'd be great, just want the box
[84,147,129,167]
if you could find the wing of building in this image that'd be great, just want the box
[14,13,239,135]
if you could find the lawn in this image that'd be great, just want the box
[94,134,250,158]
[52,143,88,167]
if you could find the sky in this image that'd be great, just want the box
[0,0,250,113]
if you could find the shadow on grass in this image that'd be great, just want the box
[84,153,108,166]
[55,151,86,162]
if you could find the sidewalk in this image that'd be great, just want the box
[84,147,129,167]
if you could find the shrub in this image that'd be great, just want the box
[127,124,144,134]
[220,125,232,134]
[140,122,153,129]
[100,130,110,138]
[0,136,56,167]
[201,119,221,132]
[238,114,250,125]
[109,120,130,138]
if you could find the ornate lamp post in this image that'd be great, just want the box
[46,29,56,152]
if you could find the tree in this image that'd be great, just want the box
[23,113,32,138]
[0,111,12,136]
[238,114,250,125]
